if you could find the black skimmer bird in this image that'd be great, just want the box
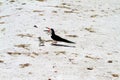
[45,27,75,44]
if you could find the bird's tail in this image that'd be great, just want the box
[62,39,75,44]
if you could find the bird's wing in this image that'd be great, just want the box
[52,35,75,43]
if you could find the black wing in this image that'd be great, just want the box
[51,35,75,44]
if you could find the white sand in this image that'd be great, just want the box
[0,0,120,80]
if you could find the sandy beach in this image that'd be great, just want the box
[0,0,120,80]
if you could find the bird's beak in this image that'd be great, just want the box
[44,27,51,33]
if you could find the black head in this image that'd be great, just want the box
[45,27,55,35]
[51,28,55,35]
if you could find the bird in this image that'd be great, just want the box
[38,37,45,46]
[45,27,75,44]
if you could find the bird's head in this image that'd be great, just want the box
[45,27,55,35]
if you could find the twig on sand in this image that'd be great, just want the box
[17,34,34,38]
[14,44,30,50]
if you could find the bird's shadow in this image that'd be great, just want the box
[51,43,75,48]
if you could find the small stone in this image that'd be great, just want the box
[108,60,113,63]
[0,60,4,63]
[112,74,119,77]
[48,78,51,80]
[87,67,93,70]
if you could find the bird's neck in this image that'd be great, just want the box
[51,29,55,36]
